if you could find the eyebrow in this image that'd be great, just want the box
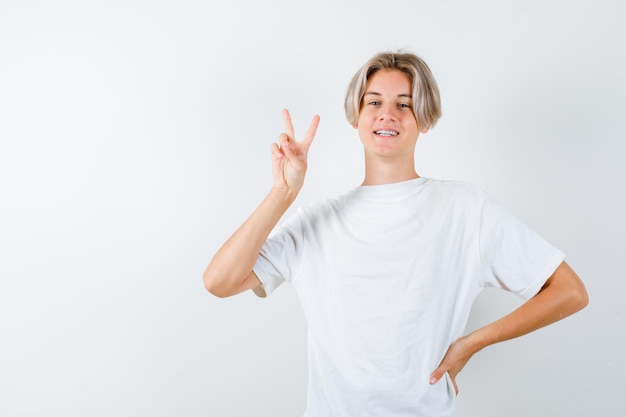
[364,91,412,98]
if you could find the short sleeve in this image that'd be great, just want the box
[478,197,566,300]
[252,210,305,297]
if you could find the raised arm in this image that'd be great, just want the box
[430,261,588,393]
[203,110,320,298]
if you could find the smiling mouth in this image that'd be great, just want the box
[375,130,399,137]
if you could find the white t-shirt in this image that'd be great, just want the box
[253,178,565,417]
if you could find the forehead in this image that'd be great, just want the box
[364,69,412,95]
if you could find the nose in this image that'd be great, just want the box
[378,103,398,121]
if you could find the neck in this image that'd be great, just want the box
[362,155,419,185]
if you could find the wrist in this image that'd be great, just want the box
[463,328,494,356]
[269,186,299,205]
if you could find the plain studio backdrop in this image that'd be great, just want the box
[1,0,624,416]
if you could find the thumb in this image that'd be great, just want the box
[430,365,459,395]
[430,365,446,385]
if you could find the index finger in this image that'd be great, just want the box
[282,109,295,141]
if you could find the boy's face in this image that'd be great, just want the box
[354,69,424,160]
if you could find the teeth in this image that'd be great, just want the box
[376,130,398,136]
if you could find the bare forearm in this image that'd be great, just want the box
[203,110,319,297]
[466,261,588,354]
[431,262,588,389]
[203,187,297,297]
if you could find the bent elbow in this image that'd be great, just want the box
[551,262,589,316]
[573,284,589,312]
[561,279,589,317]
[203,268,231,298]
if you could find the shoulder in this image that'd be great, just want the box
[280,193,345,228]
[421,178,489,204]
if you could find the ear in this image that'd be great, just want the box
[352,124,358,129]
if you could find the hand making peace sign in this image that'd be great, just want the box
[271,109,320,197]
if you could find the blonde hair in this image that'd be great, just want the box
[344,51,441,130]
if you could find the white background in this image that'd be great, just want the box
[1,0,624,416]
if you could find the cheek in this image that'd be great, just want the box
[354,112,368,129]
[356,125,371,143]
[402,116,419,130]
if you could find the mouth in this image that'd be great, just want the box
[374,129,399,137]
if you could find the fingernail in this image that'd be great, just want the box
[430,377,437,384]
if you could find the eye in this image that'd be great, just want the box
[368,101,380,106]
[398,103,411,109]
